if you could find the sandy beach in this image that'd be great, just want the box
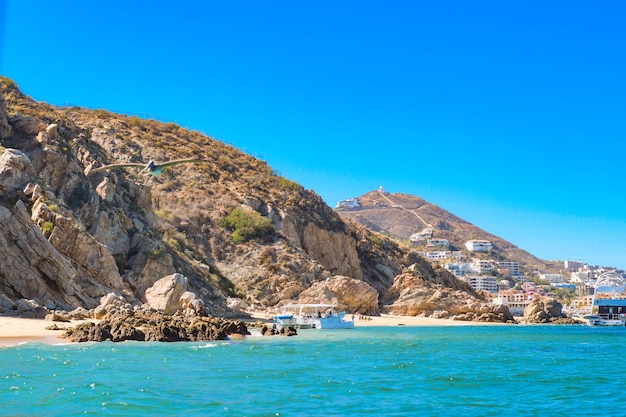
[0,317,75,347]
[244,311,508,327]
[0,313,506,347]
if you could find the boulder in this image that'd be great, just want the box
[14,298,48,318]
[93,293,132,319]
[10,115,47,135]
[0,149,36,194]
[0,293,15,312]
[298,275,379,315]
[227,297,248,313]
[45,312,71,322]
[180,291,205,317]
[524,297,566,323]
[144,273,189,315]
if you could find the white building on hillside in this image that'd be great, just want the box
[496,261,520,277]
[335,198,360,209]
[445,262,473,277]
[410,228,434,244]
[420,251,452,261]
[427,239,449,247]
[564,260,585,271]
[464,276,499,293]
[471,259,494,274]
[493,290,531,315]
[540,273,564,284]
[465,240,493,252]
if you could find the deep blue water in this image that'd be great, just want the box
[1,325,624,416]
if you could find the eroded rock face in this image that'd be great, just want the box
[281,214,362,280]
[31,199,125,298]
[0,201,85,310]
[298,275,379,315]
[0,94,11,140]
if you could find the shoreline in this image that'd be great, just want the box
[0,313,519,347]
[243,311,511,327]
[0,317,73,347]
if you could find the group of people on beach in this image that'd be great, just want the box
[352,313,372,321]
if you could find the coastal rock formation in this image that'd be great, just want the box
[381,267,515,323]
[62,310,250,342]
[0,77,524,324]
[0,200,86,310]
[524,297,576,324]
[297,275,379,315]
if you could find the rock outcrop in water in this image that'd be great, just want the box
[523,297,579,324]
[62,310,250,342]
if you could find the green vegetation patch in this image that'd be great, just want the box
[220,206,274,244]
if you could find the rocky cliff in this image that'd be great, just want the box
[0,77,507,322]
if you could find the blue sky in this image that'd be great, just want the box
[2,1,625,269]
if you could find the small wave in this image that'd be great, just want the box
[190,343,219,349]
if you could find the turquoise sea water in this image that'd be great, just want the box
[1,325,625,416]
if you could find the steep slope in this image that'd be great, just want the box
[337,190,559,274]
[0,77,507,321]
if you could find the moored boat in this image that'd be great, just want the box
[273,304,354,330]
[585,272,626,327]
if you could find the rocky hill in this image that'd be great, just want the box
[0,77,511,323]
[337,190,561,274]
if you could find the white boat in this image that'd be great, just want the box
[583,315,625,327]
[273,304,354,330]
[585,272,626,327]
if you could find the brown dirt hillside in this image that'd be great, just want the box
[337,190,558,275]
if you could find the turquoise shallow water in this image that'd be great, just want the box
[1,325,625,416]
